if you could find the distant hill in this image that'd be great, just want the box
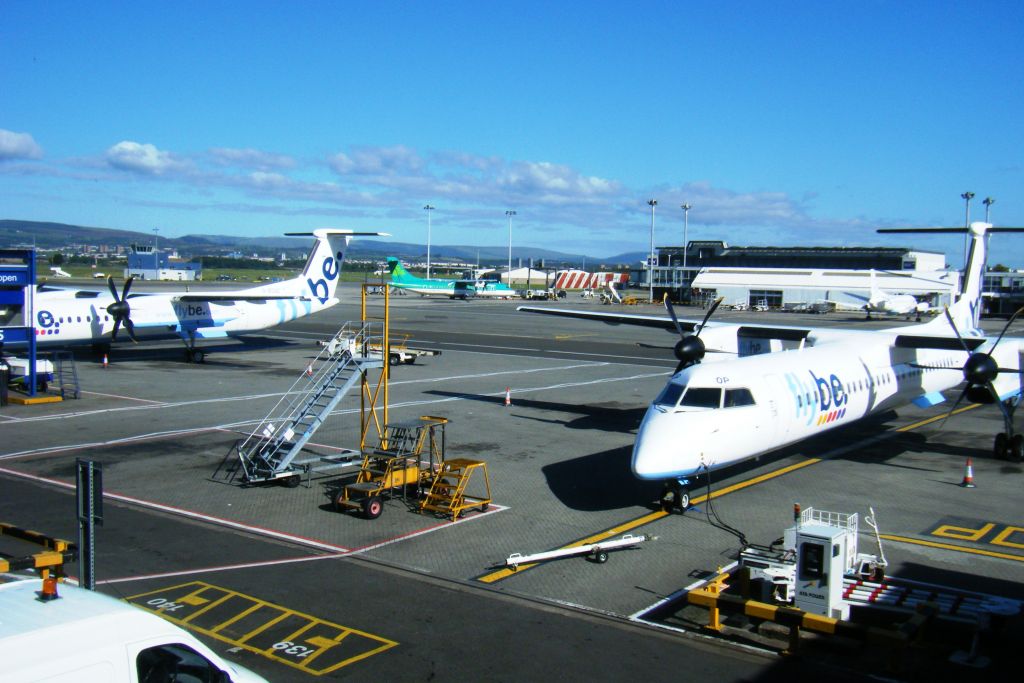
[0,219,639,267]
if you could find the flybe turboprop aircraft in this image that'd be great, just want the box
[520,223,1024,511]
[18,229,386,363]
[386,256,516,299]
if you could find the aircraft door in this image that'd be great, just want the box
[764,374,789,438]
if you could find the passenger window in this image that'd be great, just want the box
[654,382,686,407]
[724,388,755,407]
[680,387,722,408]
[137,643,225,683]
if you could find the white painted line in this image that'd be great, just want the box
[98,552,349,586]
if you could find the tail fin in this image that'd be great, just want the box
[879,223,993,334]
[386,256,418,284]
[946,222,989,332]
[283,229,388,307]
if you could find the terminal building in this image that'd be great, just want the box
[631,240,956,309]
[124,244,203,281]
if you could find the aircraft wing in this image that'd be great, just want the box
[517,305,815,344]
[174,294,309,302]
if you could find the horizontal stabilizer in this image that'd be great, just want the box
[911,392,947,408]
[284,230,390,237]
[894,335,986,351]
[878,227,1024,233]
[516,306,681,331]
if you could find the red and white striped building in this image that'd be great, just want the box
[552,270,630,290]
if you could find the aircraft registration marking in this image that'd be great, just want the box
[127,581,397,675]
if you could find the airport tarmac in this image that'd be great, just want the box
[2,283,1023,681]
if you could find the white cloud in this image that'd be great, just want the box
[105,141,188,176]
[0,129,43,160]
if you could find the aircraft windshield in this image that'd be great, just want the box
[654,382,686,406]
[679,387,722,408]
[724,388,756,407]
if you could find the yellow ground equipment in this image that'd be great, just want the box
[333,416,448,519]
[419,458,492,521]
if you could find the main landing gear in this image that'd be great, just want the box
[993,398,1023,462]
[180,334,206,364]
[661,478,694,513]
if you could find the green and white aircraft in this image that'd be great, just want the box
[386,257,516,299]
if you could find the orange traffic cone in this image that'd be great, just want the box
[305,362,314,378]
[504,387,511,407]
[102,353,108,369]
[960,457,976,488]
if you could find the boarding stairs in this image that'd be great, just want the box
[419,458,492,521]
[234,321,384,485]
[52,351,80,399]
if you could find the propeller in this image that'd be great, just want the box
[105,275,138,342]
[665,296,724,373]
[912,305,1024,425]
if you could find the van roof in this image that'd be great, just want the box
[0,575,175,642]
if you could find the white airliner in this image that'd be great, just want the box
[520,223,1024,511]
[14,229,386,362]
[859,269,931,319]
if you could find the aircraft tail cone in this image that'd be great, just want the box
[960,457,976,488]
[504,387,511,407]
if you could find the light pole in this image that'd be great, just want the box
[423,205,435,278]
[506,210,516,284]
[152,228,160,271]
[647,199,657,303]
[983,196,995,223]
[961,192,974,265]
[680,202,691,281]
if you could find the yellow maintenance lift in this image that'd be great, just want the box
[333,416,447,519]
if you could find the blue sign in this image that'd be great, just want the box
[0,267,30,287]
[0,327,31,344]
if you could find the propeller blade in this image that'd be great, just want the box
[989,384,1013,424]
[636,342,675,350]
[111,319,122,341]
[696,297,724,337]
[939,386,970,429]
[107,275,120,301]
[909,363,954,370]
[942,306,973,355]
[123,317,138,343]
[120,276,135,302]
[989,305,1024,354]
[664,298,685,338]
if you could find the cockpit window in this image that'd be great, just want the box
[679,387,722,408]
[724,388,755,407]
[655,382,686,406]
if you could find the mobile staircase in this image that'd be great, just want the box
[419,458,492,521]
[233,321,385,486]
[52,351,80,399]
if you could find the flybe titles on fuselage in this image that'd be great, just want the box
[784,370,848,427]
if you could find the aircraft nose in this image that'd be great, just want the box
[631,405,683,480]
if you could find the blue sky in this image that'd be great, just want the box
[2,1,1022,265]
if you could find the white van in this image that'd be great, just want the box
[0,576,267,683]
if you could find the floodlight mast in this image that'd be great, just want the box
[647,199,657,303]
[423,204,435,278]
[506,210,516,282]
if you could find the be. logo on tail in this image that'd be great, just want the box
[307,250,343,304]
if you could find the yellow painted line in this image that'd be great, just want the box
[879,534,1024,562]
[896,403,978,431]
[554,333,600,341]
[182,592,234,624]
[237,609,291,644]
[210,602,263,634]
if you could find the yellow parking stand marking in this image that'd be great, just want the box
[932,522,996,542]
[238,610,291,644]
[880,534,1024,562]
[211,603,263,634]
[991,526,1024,550]
[896,403,978,431]
[182,592,234,624]
[127,582,398,675]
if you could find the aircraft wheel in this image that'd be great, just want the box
[362,496,384,520]
[660,485,690,513]
[994,433,1008,460]
[190,349,206,364]
[1009,435,1024,463]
